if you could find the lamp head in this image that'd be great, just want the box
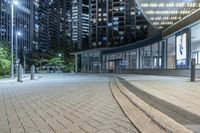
[17,32,21,36]
[13,1,19,5]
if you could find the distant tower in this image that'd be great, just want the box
[48,0,60,49]
[0,0,33,52]
[71,0,90,50]
[90,0,149,48]
[33,0,49,52]
[48,0,72,51]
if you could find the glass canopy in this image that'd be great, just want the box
[136,0,200,30]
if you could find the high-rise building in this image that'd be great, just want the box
[48,0,72,51]
[59,0,71,38]
[71,0,90,50]
[90,0,149,48]
[33,0,49,52]
[48,0,60,48]
[0,0,33,52]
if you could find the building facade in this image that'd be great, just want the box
[73,7,200,77]
[71,0,90,50]
[90,0,150,49]
[48,0,60,49]
[33,0,49,52]
[0,0,33,52]
[48,0,72,51]
[59,0,72,38]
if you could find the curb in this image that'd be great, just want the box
[110,77,193,133]
[110,78,165,133]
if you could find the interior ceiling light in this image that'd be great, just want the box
[137,0,200,30]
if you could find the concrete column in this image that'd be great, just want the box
[87,53,90,71]
[150,45,153,69]
[136,49,140,69]
[161,41,166,69]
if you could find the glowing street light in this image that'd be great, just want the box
[13,1,19,5]
[17,32,21,36]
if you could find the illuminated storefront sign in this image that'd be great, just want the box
[176,33,187,67]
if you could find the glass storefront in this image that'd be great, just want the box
[81,54,89,72]
[152,43,162,69]
[167,35,176,69]
[130,50,137,69]
[142,45,152,69]
[125,52,130,69]
[80,52,100,72]
[191,23,200,68]
[75,21,200,73]
[102,40,165,72]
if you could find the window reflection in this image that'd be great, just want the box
[167,35,176,69]
[191,22,200,68]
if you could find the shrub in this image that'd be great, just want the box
[0,59,11,75]
[0,42,11,75]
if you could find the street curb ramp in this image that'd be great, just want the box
[110,77,193,133]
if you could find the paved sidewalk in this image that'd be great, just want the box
[0,74,137,133]
[118,74,200,132]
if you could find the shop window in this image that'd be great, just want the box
[130,50,137,69]
[152,43,162,69]
[102,55,106,70]
[191,23,200,68]
[142,46,152,69]
[167,35,176,69]
[109,54,116,71]
[89,53,93,71]
[81,54,89,72]
[139,48,144,69]
[92,52,100,72]
[125,52,130,69]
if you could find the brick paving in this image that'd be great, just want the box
[118,77,200,125]
[0,74,138,133]
[118,74,200,133]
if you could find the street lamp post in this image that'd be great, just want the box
[15,32,21,75]
[23,46,26,75]
[10,0,19,78]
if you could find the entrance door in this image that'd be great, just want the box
[115,60,123,74]
[109,59,122,74]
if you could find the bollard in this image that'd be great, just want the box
[17,64,23,82]
[47,67,49,73]
[191,58,196,82]
[31,65,35,80]
[22,67,24,76]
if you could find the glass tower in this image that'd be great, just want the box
[90,0,149,48]
[0,0,33,52]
